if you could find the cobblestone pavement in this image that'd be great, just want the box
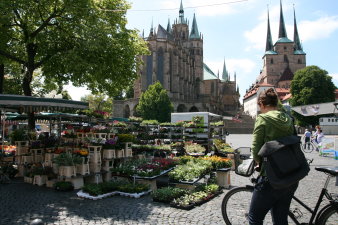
[0,134,337,225]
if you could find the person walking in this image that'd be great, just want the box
[303,129,312,149]
[249,88,298,225]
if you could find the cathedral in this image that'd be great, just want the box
[243,2,306,118]
[113,0,240,118]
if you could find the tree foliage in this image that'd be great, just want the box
[0,0,149,128]
[290,65,336,126]
[136,82,174,122]
[80,94,113,119]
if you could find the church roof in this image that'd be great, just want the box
[293,8,306,55]
[157,24,174,40]
[203,63,218,80]
[279,67,294,82]
[265,10,275,53]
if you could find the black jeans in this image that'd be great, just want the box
[248,176,298,225]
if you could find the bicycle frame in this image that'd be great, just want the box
[288,174,335,225]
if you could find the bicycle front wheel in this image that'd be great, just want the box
[221,186,252,225]
[316,205,338,225]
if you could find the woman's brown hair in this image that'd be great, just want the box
[258,88,278,107]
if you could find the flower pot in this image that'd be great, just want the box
[76,163,90,176]
[59,166,76,178]
[116,149,125,158]
[103,149,116,159]
[33,175,47,186]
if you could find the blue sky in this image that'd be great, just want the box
[68,0,338,101]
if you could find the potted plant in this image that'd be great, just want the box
[52,153,82,177]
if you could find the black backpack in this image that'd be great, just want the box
[258,135,310,189]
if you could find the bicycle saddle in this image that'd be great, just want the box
[315,167,338,176]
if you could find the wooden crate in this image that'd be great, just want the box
[103,149,116,159]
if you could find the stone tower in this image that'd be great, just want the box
[257,2,306,89]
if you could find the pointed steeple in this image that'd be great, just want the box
[178,0,186,24]
[222,60,229,81]
[293,7,304,54]
[265,9,274,53]
[149,19,154,37]
[167,18,172,33]
[217,70,220,79]
[190,13,200,39]
[278,0,287,39]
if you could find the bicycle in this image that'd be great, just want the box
[300,136,319,153]
[221,148,337,225]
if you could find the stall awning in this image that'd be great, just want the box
[291,101,338,116]
[0,94,88,113]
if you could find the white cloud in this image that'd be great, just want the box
[299,16,338,42]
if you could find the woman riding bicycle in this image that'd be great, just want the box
[249,88,298,225]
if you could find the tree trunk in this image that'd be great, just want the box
[0,64,4,94]
[23,43,37,130]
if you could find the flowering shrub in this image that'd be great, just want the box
[0,145,16,156]
[112,120,127,127]
[73,149,89,157]
[111,158,177,177]
[129,116,143,122]
[202,156,232,169]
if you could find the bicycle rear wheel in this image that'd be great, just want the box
[316,205,338,225]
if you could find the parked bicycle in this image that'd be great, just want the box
[221,147,337,225]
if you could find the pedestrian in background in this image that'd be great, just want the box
[303,129,312,149]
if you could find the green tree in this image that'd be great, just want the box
[136,82,173,122]
[81,94,113,119]
[290,65,336,126]
[0,0,148,129]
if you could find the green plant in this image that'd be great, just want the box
[82,183,103,196]
[9,129,27,144]
[117,134,136,143]
[54,181,74,191]
[117,182,149,193]
[152,187,189,203]
[52,153,83,166]
[184,143,205,154]
[140,120,159,126]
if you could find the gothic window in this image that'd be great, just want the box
[169,52,173,91]
[298,58,302,64]
[146,55,153,87]
[211,83,215,96]
[284,46,287,50]
[157,48,164,85]
[270,58,274,64]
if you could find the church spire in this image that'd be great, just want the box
[265,8,274,52]
[222,60,229,81]
[293,6,303,52]
[178,0,186,24]
[167,18,172,33]
[278,0,288,39]
[190,13,200,39]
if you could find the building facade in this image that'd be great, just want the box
[243,2,306,118]
[114,0,240,118]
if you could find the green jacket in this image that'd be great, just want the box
[252,110,294,175]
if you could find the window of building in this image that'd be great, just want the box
[328,119,331,122]
[298,58,302,64]
[320,118,323,122]
[270,58,273,64]
[284,46,287,50]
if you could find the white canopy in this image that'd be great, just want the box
[291,101,338,116]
